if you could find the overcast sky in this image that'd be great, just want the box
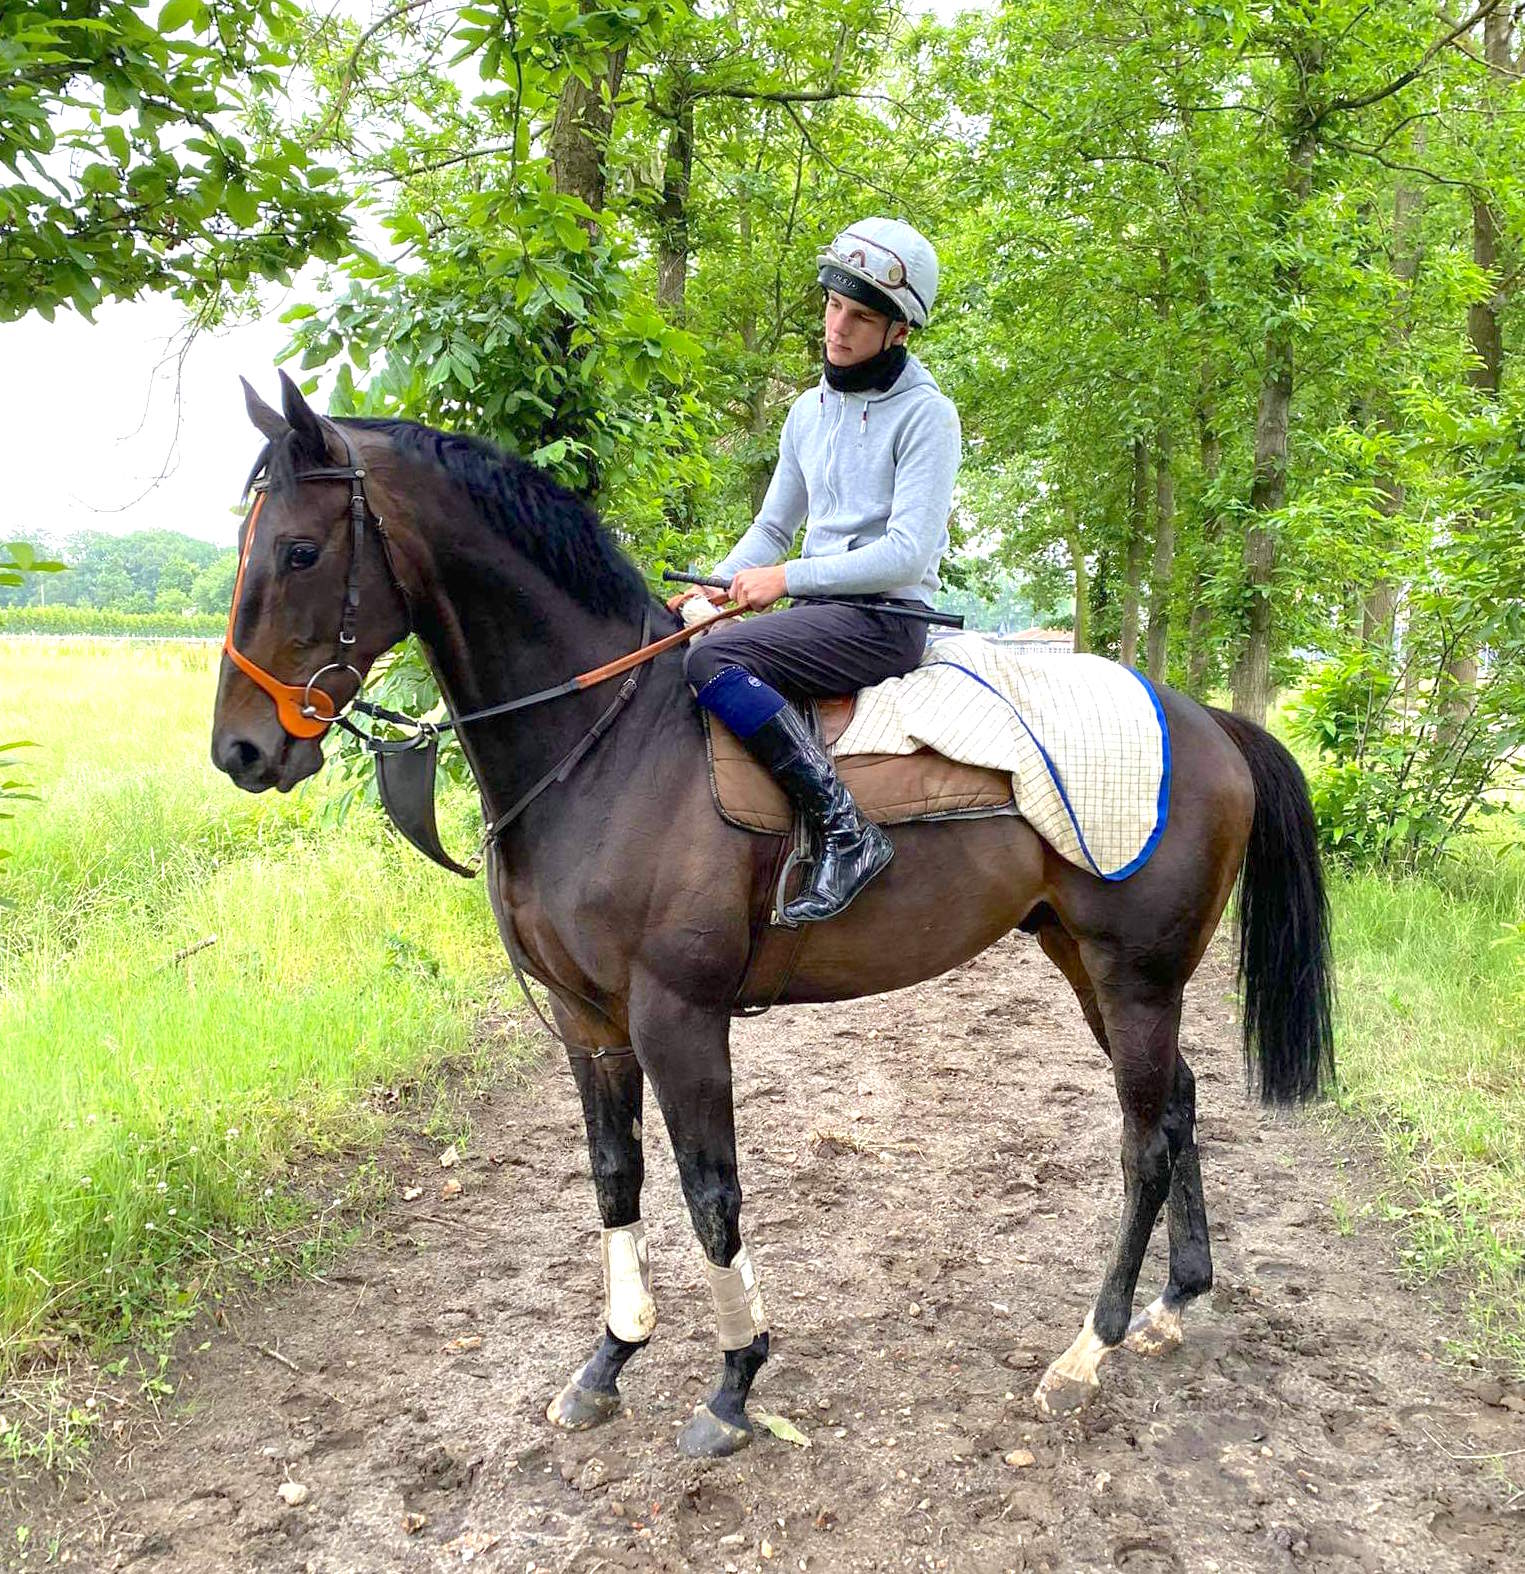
[3,283,324,549]
[2,0,975,552]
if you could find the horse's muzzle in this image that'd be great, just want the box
[211,729,321,793]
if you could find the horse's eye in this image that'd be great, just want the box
[286,542,320,571]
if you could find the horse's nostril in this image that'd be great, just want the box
[214,734,265,778]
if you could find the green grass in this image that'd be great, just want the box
[1326,836,1525,1371]
[1268,693,1525,1369]
[0,638,516,1382]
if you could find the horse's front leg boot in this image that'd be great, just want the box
[1034,1311,1109,1419]
[1123,1295,1184,1357]
[602,1220,657,1342]
[546,1221,656,1430]
[704,1243,768,1351]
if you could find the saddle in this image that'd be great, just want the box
[703,694,1014,835]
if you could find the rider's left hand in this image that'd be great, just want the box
[729,565,789,611]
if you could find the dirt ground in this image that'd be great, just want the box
[7,932,1525,1573]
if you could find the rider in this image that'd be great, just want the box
[669,217,961,925]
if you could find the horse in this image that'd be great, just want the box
[211,373,1334,1459]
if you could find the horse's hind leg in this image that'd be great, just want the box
[1035,918,1109,1055]
[1035,978,1182,1419]
[1125,1054,1211,1356]
[1036,922,1209,1358]
[547,1044,655,1430]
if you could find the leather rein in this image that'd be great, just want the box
[227,419,750,879]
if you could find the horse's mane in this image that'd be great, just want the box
[336,418,655,622]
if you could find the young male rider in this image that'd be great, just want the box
[668,217,961,925]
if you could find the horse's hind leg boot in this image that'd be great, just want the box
[1126,1055,1211,1355]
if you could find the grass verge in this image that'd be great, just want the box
[0,638,518,1442]
[1324,832,1525,1374]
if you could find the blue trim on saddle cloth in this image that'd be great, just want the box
[1108,669,1172,881]
[922,660,1169,881]
[694,665,789,739]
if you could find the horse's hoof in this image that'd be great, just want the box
[546,1378,621,1431]
[676,1403,753,1459]
[1123,1298,1184,1358]
[1033,1369,1099,1420]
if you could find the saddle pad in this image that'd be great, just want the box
[834,635,1170,880]
[705,716,1015,835]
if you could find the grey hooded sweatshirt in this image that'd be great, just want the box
[713,353,960,606]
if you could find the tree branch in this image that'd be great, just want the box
[320,0,437,140]
[780,101,906,211]
[1326,137,1478,190]
[1320,0,1504,119]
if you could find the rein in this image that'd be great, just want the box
[227,421,750,876]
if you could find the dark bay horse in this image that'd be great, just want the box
[212,375,1333,1458]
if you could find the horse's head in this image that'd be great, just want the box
[211,373,410,792]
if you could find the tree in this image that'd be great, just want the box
[1,0,350,319]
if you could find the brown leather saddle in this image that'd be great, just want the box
[703,694,1014,835]
[708,694,1014,1015]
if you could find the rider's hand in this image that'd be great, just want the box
[665,584,729,613]
[729,565,789,611]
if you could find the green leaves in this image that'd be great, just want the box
[0,543,65,590]
[1,2,352,321]
[157,0,201,33]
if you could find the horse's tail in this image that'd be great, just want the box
[1208,707,1335,1105]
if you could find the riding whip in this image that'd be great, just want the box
[661,571,964,629]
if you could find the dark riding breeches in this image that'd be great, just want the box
[682,596,930,701]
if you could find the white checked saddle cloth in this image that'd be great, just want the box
[834,634,1171,880]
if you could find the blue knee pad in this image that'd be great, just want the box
[694,666,789,739]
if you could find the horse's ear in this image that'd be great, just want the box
[242,377,288,441]
[278,369,330,464]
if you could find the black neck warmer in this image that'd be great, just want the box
[823,342,908,394]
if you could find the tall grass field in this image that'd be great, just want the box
[0,638,514,1377]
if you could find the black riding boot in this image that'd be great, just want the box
[741,705,894,925]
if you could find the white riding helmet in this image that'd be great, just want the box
[817,217,939,328]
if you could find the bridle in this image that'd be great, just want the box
[224,419,752,876]
[225,420,384,739]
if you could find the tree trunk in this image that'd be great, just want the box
[748,380,772,516]
[1232,103,1316,723]
[1186,367,1222,696]
[1146,424,1174,682]
[1119,436,1148,669]
[1364,166,1424,652]
[655,100,693,321]
[1447,6,1513,711]
[1065,501,1090,654]
[548,13,629,220]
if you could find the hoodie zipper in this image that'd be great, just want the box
[823,388,848,522]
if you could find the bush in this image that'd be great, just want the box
[0,606,222,639]
[1293,643,1525,870]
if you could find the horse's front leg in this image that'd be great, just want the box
[630,980,768,1459]
[546,1042,656,1431]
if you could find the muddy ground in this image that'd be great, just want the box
[7,933,1525,1572]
